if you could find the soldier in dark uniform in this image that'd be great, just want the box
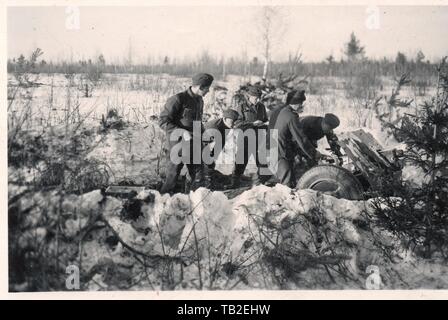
[204,108,239,169]
[158,73,214,194]
[270,90,320,188]
[232,85,269,183]
[268,90,306,131]
[233,85,268,129]
[298,113,343,162]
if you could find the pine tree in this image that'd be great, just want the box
[344,32,365,61]
[369,57,448,258]
[416,50,425,64]
[395,52,408,75]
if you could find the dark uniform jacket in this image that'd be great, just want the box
[299,116,342,156]
[204,118,229,148]
[272,106,317,162]
[268,104,287,130]
[204,118,231,163]
[159,87,204,135]
[232,93,268,129]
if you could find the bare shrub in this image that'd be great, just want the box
[345,65,381,100]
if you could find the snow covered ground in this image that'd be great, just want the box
[9,184,448,290]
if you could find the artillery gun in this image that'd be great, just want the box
[296,129,403,200]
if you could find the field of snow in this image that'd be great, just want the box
[8,72,435,143]
[8,72,445,291]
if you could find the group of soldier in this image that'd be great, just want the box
[158,73,342,194]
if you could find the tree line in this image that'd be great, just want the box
[7,33,439,80]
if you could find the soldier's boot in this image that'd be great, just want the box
[254,166,272,186]
[184,176,192,194]
[202,165,214,189]
[254,174,272,186]
[231,174,242,188]
[190,167,205,192]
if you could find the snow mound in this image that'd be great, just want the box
[10,185,448,290]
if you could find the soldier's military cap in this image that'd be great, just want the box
[246,85,263,97]
[222,109,239,120]
[192,73,214,87]
[323,113,340,129]
[286,89,306,105]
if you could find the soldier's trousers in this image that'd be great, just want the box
[233,129,269,177]
[160,139,201,194]
[276,158,296,188]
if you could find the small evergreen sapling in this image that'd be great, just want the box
[369,58,448,258]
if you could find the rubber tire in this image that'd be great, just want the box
[296,164,364,200]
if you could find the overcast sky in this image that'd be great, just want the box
[7,6,448,63]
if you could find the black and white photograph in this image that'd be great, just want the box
[4,1,448,294]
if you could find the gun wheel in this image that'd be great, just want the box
[296,164,364,200]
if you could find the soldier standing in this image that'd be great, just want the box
[158,73,214,194]
[270,90,320,188]
[268,89,306,130]
[232,85,269,185]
